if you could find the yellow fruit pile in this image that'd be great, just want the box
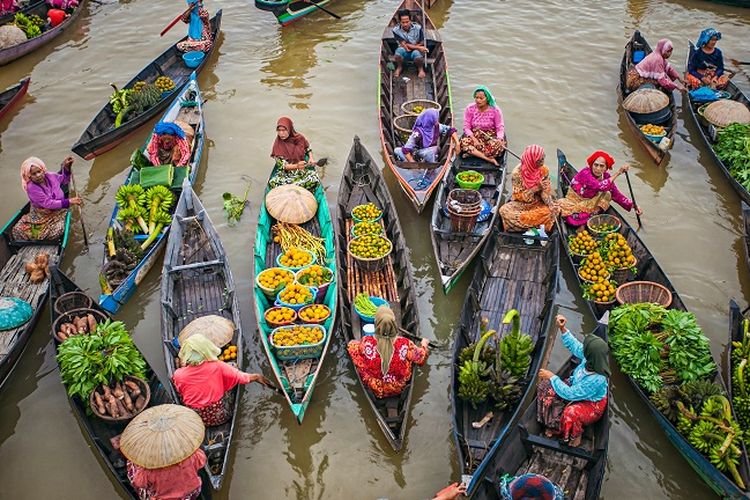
[155,76,175,92]
[273,325,324,347]
[457,170,483,183]
[265,306,296,325]
[349,235,392,259]
[278,283,313,305]
[352,221,383,238]
[640,124,665,136]
[278,247,313,268]
[219,345,237,361]
[352,203,382,221]
[578,252,610,283]
[583,279,618,303]
[568,229,598,256]
[296,265,333,287]
[299,304,330,322]
[258,268,294,290]
[603,233,636,269]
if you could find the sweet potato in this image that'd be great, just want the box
[56,331,68,342]
[93,391,106,415]
[107,395,119,418]
[113,383,124,400]
[74,316,87,334]
[115,398,128,418]
[102,385,112,399]
[29,269,45,283]
[61,323,75,335]
[24,262,35,274]
[135,395,146,411]
[122,389,134,412]
[124,380,141,397]
[87,314,97,334]
[35,253,49,268]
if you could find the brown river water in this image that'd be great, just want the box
[1,0,750,498]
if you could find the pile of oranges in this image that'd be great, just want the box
[299,304,330,323]
[578,252,610,283]
[603,233,636,269]
[583,279,618,303]
[265,306,296,326]
[272,325,324,347]
[296,265,333,287]
[568,229,598,256]
[219,345,238,361]
[352,203,382,222]
[278,283,314,305]
[278,247,313,269]
[258,267,294,291]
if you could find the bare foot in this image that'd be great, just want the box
[545,429,555,438]
[568,436,582,447]
[418,70,426,79]
[394,68,401,78]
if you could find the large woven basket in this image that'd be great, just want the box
[89,375,151,422]
[393,114,417,142]
[615,281,672,307]
[52,307,109,343]
[54,291,92,315]
[348,236,393,272]
[447,189,482,233]
[401,98,442,116]
[587,214,621,239]
[611,256,638,285]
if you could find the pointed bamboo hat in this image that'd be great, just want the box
[703,100,750,128]
[265,184,318,224]
[120,404,205,469]
[623,88,669,113]
[178,315,235,347]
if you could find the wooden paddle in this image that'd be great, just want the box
[69,167,89,249]
[304,1,341,20]
[624,169,642,229]
[398,327,439,349]
[161,3,196,37]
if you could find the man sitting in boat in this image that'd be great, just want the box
[537,315,609,448]
[499,145,558,233]
[687,28,729,90]
[176,0,213,53]
[347,306,429,398]
[392,8,428,79]
[459,86,506,166]
[557,150,642,227]
[173,334,272,426]
[146,121,192,166]
[12,156,81,241]
[626,38,687,93]
[394,108,457,163]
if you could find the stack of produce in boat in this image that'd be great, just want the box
[109,77,174,128]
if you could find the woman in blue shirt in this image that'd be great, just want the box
[537,315,609,447]
[686,28,729,90]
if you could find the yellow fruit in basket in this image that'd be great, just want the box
[568,229,598,256]
[297,265,333,287]
[603,233,636,268]
[299,304,330,322]
[279,283,313,304]
[272,325,324,346]
[578,252,610,283]
[583,278,617,303]
[279,247,313,268]
[352,203,382,221]
[259,268,294,290]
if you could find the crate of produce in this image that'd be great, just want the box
[270,324,326,361]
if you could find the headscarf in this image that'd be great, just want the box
[178,334,220,366]
[271,117,310,163]
[635,39,675,80]
[20,157,47,192]
[473,85,496,108]
[374,306,398,376]
[519,144,545,190]
[154,121,186,139]
[583,333,610,377]
[147,122,191,166]
[413,108,439,148]
[586,150,615,171]
[187,0,203,40]
[696,28,721,49]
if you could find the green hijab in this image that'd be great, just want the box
[583,333,610,377]
[473,85,496,108]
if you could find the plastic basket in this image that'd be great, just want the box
[89,375,151,422]
[52,308,109,343]
[354,296,389,324]
[400,98,442,116]
[256,267,295,298]
[297,304,331,324]
[275,285,318,311]
[347,236,393,272]
[270,324,326,361]
[456,170,485,190]
[295,266,333,298]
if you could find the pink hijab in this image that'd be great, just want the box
[520,145,545,190]
[20,157,47,192]
[635,39,674,80]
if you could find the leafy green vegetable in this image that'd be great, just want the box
[731,319,750,432]
[716,123,750,191]
[223,184,250,226]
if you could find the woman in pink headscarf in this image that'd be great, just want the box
[499,145,558,232]
[626,38,687,92]
[11,156,81,241]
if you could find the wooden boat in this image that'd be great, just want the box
[71,11,221,160]
[727,300,750,483]
[452,224,560,496]
[160,183,242,491]
[684,41,750,204]
[617,30,677,165]
[473,322,610,500]
[252,164,338,424]
[0,1,44,25]
[0,77,30,121]
[254,0,335,25]
[558,150,750,496]
[377,0,453,213]
[430,151,507,293]
[48,266,213,500]
[0,190,71,388]
[98,74,205,314]
[0,0,85,66]
[335,136,422,451]
[743,202,750,272]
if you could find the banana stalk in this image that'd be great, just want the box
[145,186,174,234]
[115,186,149,233]
[106,228,116,257]
[140,212,172,250]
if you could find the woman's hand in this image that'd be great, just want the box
[420,338,430,349]
[635,206,643,216]
[433,482,467,500]
[69,196,82,206]
[62,156,74,171]
[250,373,274,387]
[555,314,567,332]
[538,368,554,379]
[471,135,480,148]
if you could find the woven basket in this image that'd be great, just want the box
[270,324,326,361]
[615,281,672,307]
[263,306,297,329]
[578,270,611,286]
[587,214,621,239]
[348,236,393,272]
[393,114,417,142]
[297,304,331,324]
[611,256,638,285]
[401,98,442,116]
[52,308,109,343]
[447,189,482,233]
[54,291,93,315]
[89,375,151,422]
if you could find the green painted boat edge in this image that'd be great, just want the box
[252,166,338,422]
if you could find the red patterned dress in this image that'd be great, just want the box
[347,336,428,398]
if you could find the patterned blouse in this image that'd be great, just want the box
[347,336,428,398]
[550,331,608,402]
[569,168,633,211]
[463,103,505,139]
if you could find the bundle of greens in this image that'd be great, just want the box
[223,186,250,226]
[731,319,750,432]
[716,124,750,191]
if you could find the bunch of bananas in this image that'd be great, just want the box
[488,370,523,411]
[498,330,534,378]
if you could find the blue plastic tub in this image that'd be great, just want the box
[182,51,205,68]
[354,296,389,324]
[633,50,645,64]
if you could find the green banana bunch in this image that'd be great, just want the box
[144,186,175,234]
[115,185,149,233]
[109,84,132,115]
[457,323,495,409]
[497,309,534,379]
[117,207,147,234]
[140,211,172,250]
[489,369,523,410]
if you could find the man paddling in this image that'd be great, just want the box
[392,8,428,79]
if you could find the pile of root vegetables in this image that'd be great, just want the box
[91,378,147,420]
[55,312,98,342]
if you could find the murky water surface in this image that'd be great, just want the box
[1,0,750,498]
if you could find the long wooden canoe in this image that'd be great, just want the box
[558,150,750,496]
[0,1,85,66]
[254,0,335,25]
[71,11,221,160]
[48,266,213,500]
[452,225,559,496]
[160,183,242,491]
[0,77,30,121]
[726,300,750,486]
[335,136,422,451]
[431,151,507,293]
[684,41,750,204]
[377,0,453,213]
[743,202,750,273]
[252,164,338,424]
[473,322,610,500]
[617,30,677,165]
[0,185,71,389]
[99,74,204,314]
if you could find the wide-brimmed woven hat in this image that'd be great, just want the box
[265,184,318,224]
[703,99,750,128]
[623,88,669,113]
[120,404,204,469]
[178,315,235,347]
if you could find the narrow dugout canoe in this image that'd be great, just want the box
[0,77,30,121]
[254,0,335,25]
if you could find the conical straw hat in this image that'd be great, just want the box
[120,404,204,469]
[265,184,318,224]
[623,88,669,113]
[178,315,235,347]
[704,100,750,128]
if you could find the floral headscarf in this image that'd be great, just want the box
[519,144,545,190]
[20,157,47,192]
